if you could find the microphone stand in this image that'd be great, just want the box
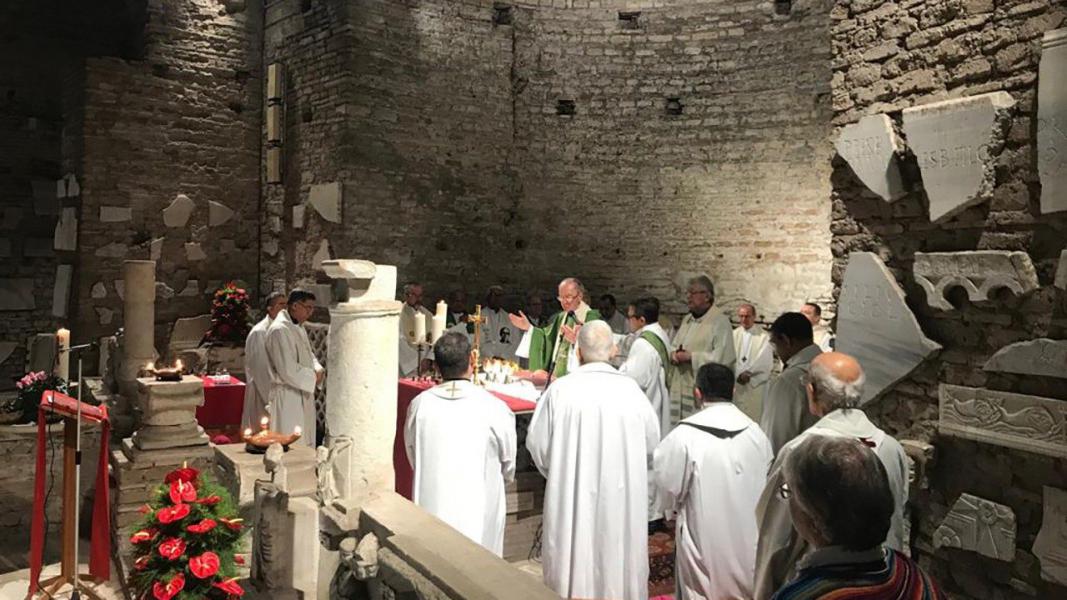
[58,341,94,600]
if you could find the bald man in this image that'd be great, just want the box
[753,352,909,599]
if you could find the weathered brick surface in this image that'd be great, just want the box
[831,1,1067,597]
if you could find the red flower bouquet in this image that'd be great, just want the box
[203,282,253,345]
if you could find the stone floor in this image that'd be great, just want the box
[0,561,123,600]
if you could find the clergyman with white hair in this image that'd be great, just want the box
[526,320,661,600]
[753,351,909,599]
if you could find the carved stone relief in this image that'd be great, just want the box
[914,251,1039,310]
[934,493,1016,561]
[1039,28,1067,214]
[983,338,1067,379]
[939,384,1067,459]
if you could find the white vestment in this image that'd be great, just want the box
[481,307,521,361]
[527,362,660,600]
[606,310,629,335]
[813,325,835,353]
[653,402,773,600]
[399,303,434,377]
[753,409,909,599]
[241,316,274,430]
[759,344,823,455]
[264,310,322,447]
[732,325,773,422]
[669,308,737,424]
[405,380,517,556]
[619,322,672,437]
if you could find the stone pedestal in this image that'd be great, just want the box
[214,443,317,516]
[131,375,209,450]
[117,260,157,402]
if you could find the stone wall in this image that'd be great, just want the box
[830,0,1067,597]
[71,0,264,353]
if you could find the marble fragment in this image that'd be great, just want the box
[309,182,342,223]
[1055,249,1067,291]
[939,384,1067,459]
[914,251,1038,310]
[150,237,164,262]
[0,279,35,310]
[208,200,235,226]
[835,114,906,201]
[312,239,332,271]
[100,206,132,222]
[184,242,207,262]
[1039,29,1067,214]
[169,314,211,351]
[1033,486,1067,586]
[178,280,199,297]
[64,173,80,197]
[91,281,107,299]
[156,282,175,300]
[114,280,125,300]
[52,264,73,317]
[902,92,1015,222]
[835,252,941,404]
[95,242,128,258]
[293,205,305,229]
[96,307,114,325]
[983,338,1067,379]
[54,207,78,251]
[163,194,195,227]
[934,493,1016,561]
[263,239,279,257]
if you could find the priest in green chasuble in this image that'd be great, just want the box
[510,278,601,379]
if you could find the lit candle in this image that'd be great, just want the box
[56,328,70,382]
[293,425,302,437]
[175,359,183,372]
[260,416,269,432]
[243,428,252,438]
[431,300,447,343]
[414,312,427,344]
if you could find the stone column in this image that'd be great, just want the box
[323,260,401,510]
[118,260,157,400]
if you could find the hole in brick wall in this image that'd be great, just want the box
[302,107,313,123]
[774,0,792,16]
[515,238,527,250]
[151,63,169,78]
[665,97,683,115]
[618,11,642,30]
[492,3,513,26]
[234,69,251,83]
[227,100,243,114]
[556,99,576,116]
[301,0,312,13]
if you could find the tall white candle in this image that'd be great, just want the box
[430,300,447,343]
[56,328,70,382]
[414,312,427,343]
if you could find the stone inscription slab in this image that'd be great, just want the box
[1039,29,1067,214]
[835,252,941,405]
[52,264,73,318]
[835,114,906,202]
[54,207,77,251]
[934,493,1016,561]
[939,384,1067,459]
[1033,486,1067,586]
[1056,249,1067,290]
[309,182,342,223]
[902,92,1015,222]
[984,338,1067,379]
[914,251,1039,310]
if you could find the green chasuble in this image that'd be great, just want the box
[528,305,602,378]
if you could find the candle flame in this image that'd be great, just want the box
[293,426,302,435]
[260,416,269,426]
[145,361,155,372]
[175,359,183,371]
[243,428,252,437]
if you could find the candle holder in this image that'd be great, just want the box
[241,418,302,453]
[143,360,185,382]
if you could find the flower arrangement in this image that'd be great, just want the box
[203,282,252,345]
[8,371,68,423]
[127,465,245,600]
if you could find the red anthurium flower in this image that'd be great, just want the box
[213,578,244,597]
[196,494,221,506]
[156,503,190,524]
[189,551,221,579]
[138,504,152,515]
[157,537,186,560]
[234,554,245,565]
[164,466,200,484]
[169,479,197,504]
[130,529,154,544]
[134,556,149,571]
[152,572,185,600]
[187,518,217,534]
[219,517,243,531]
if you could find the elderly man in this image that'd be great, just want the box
[527,321,660,600]
[769,435,942,599]
[399,282,434,377]
[598,293,629,335]
[733,302,773,421]
[482,285,521,361]
[405,332,517,556]
[265,289,324,447]
[760,313,822,454]
[510,277,601,379]
[653,363,773,600]
[241,291,287,429]
[445,289,469,327]
[619,296,672,436]
[755,352,909,598]
[669,275,736,425]
[800,302,834,352]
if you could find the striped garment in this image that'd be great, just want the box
[771,548,946,600]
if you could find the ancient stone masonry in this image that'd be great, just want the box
[939,384,1067,460]
[934,493,1017,562]
[1038,28,1067,214]
[913,251,1039,310]
[1033,486,1067,587]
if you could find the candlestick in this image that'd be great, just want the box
[56,328,70,382]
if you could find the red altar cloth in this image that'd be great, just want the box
[395,378,537,500]
[197,375,245,428]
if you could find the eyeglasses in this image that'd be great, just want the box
[778,482,792,500]
[686,290,709,297]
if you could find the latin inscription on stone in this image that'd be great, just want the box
[939,384,1067,459]
[1039,29,1067,214]
[902,92,1015,222]
[835,114,906,202]
[934,493,1016,561]
[835,252,941,405]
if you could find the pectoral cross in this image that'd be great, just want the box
[468,304,487,383]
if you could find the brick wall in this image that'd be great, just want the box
[830,0,1067,597]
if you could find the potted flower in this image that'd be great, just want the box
[4,371,68,425]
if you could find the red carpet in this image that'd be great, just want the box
[648,529,675,597]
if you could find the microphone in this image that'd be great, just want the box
[59,341,98,353]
